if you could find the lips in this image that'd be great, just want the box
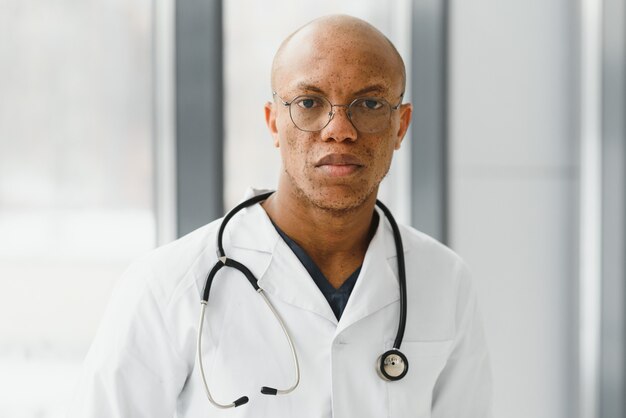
[315,153,363,167]
[314,153,364,177]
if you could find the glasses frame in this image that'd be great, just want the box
[272,91,404,133]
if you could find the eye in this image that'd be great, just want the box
[295,96,321,109]
[361,99,383,110]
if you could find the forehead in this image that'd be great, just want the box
[273,27,402,97]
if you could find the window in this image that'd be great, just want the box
[0,1,155,416]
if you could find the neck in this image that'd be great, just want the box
[261,186,378,288]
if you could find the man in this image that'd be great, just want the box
[69,15,492,418]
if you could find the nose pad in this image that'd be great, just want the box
[328,107,353,126]
[323,106,357,141]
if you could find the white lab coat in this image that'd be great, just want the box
[68,194,493,418]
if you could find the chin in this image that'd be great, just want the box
[283,169,382,214]
[301,184,376,214]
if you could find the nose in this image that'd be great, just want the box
[321,105,358,143]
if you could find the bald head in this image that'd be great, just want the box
[271,15,406,95]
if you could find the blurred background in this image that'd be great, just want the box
[0,0,624,417]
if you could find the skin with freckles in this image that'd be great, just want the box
[262,15,412,289]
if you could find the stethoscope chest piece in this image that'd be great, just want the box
[377,349,409,381]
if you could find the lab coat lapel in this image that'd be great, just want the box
[335,210,401,337]
[226,201,277,255]
[229,203,338,325]
[260,240,339,324]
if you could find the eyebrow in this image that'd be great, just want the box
[295,83,326,95]
[352,84,388,97]
[292,83,389,97]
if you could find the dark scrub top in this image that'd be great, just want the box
[271,214,379,320]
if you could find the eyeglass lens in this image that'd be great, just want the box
[288,96,392,133]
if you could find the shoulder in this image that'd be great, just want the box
[394,224,477,340]
[115,218,224,308]
[395,223,474,308]
[78,220,228,390]
[397,223,468,276]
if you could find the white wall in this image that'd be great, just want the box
[448,1,578,417]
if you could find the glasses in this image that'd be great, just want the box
[272,91,403,134]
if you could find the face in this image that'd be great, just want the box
[265,27,412,213]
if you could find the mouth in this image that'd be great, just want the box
[314,153,364,177]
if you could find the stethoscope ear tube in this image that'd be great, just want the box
[197,193,301,408]
[256,289,301,396]
[198,259,300,406]
[196,303,250,408]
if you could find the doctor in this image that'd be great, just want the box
[69,14,492,418]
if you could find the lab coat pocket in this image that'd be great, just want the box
[387,340,452,418]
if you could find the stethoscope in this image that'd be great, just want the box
[196,191,408,409]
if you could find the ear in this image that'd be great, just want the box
[264,101,280,148]
[394,103,413,150]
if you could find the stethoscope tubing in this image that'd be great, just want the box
[372,199,407,351]
[257,289,301,395]
[196,191,408,408]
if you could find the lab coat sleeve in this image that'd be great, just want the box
[67,259,191,418]
[431,260,493,417]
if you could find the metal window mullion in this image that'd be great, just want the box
[154,0,178,245]
[578,0,603,417]
[175,0,224,237]
[410,0,448,243]
[599,0,626,416]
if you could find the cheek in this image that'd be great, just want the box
[375,146,394,169]
[365,139,397,178]
[278,128,313,168]
[369,133,397,161]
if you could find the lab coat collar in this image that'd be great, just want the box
[226,190,405,330]
[334,210,401,336]
[226,202,279,255]
[225,200,336,323]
